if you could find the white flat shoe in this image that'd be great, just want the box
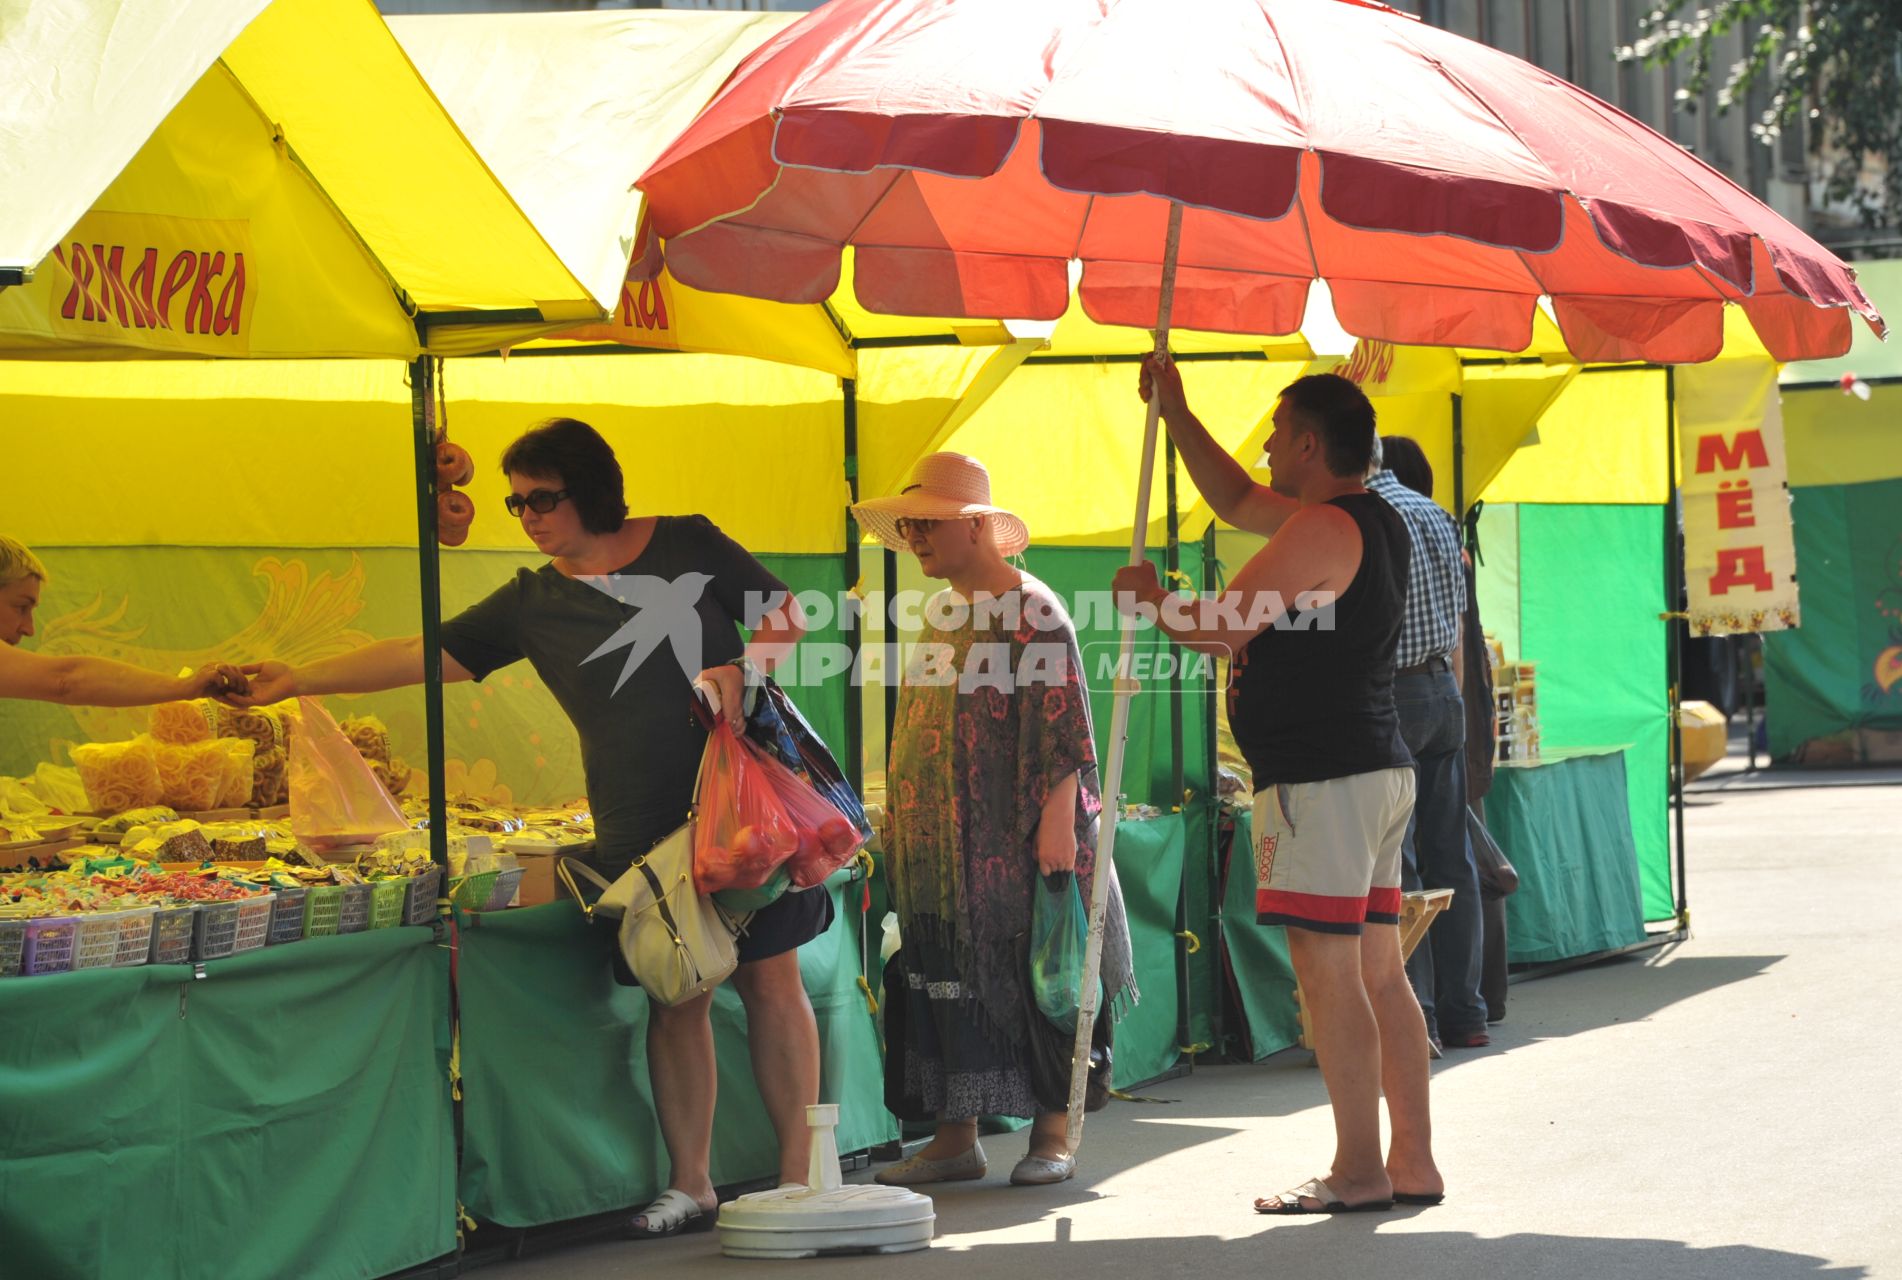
[1009,1153,1076,1185]
[875,1140,987,1185]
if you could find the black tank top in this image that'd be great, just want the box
[1228,491,1414,785]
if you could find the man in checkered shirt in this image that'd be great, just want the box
[1367,437,1489,1053]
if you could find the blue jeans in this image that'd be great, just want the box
[1395,668,1487,1038]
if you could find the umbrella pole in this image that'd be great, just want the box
[1067,201,1184,1154]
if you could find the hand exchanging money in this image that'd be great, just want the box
[187,662,251,701]
[217,660,297,709]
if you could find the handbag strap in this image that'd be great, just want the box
[556,856,613,918]
[636,858,692,945]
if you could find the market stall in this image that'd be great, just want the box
[0,929,454,1280]
[1487,749,1648,964]
[1768,259,1902,766]
[3,9,1886,1280]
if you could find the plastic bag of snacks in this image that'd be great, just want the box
[289,698,407,850]
[71,737,164,814]
[93,806,178,835]
[27,763,90,814]
[127,820,213,863]
[249,749,287,808]
[340,715,411,800]
[1,776,50,820]
[214,738,256,809]
[214,704,290,805]
[340,715,391,766]
[150,698,217,745]
[372,757,412,799]
[153,740,228,812]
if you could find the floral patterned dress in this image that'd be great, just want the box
[886,577,1134,1119]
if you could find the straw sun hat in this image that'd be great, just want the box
[852,452,1029,556]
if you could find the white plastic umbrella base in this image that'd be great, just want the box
[717,1102,934,1258]
[716,1184,935,1258]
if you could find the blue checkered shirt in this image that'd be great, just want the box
[1367,470,1466,668]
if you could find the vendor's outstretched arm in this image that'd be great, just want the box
[1141,354,1297,538]
[0,645,245,707]
[227,637,474,705]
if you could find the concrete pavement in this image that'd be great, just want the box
[489,771,1902,1280]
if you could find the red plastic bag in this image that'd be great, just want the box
[289,697,408,851]
[693,720,798,895]
[754,748,867,888]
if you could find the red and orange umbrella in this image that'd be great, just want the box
[639,0,1881,364]
[636,0,1884,1150]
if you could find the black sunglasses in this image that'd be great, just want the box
[896,515,982,540]
[504,489,571,517]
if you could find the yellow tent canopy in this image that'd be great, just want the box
[0,0,274,282]
[387,8,856,377]
[0,0,599,360]
[896,325,1576,547]
[1484,309,1778,507]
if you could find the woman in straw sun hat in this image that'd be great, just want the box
[856,453,1136,1189]
[851,451,1031,560]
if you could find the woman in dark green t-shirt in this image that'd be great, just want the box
[232,418,824,1239]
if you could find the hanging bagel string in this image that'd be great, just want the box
[432,357,477,547]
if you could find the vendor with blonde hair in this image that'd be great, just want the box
[0,535,245,705]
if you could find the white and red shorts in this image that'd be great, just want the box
[1251,766,1414,935]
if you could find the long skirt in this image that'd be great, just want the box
[882,918,1111,1122]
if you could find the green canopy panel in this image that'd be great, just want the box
[1102,815,1187,1088]
[1218,809,1304,1062]
[454,878,894,1228]
[1764,478,1902,763]
[1479,504,1673,922]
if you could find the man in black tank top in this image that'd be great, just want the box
[1113,357,1445,1215]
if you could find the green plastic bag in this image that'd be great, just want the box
[713,863,792,916]
[1030,871,1087,1034]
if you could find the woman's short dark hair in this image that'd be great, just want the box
[1278,374,1377,478]
[500,418,628,534]
[1380,434,1435,499]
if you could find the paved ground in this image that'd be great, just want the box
[492,762,1902,1280]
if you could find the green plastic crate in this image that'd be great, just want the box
[303,884,345,938]
[366,879,407,930]
[449,870,498,911]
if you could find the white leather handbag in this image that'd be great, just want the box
[556,726,743,1006]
